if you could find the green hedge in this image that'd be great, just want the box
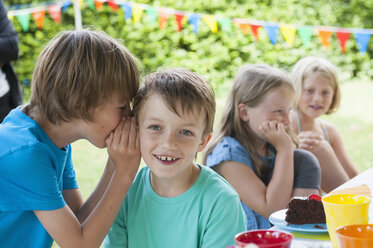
[5,0,373,101]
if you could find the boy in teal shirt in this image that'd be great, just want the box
[103,69,246,248]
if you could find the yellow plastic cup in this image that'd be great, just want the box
[322,194,371,248]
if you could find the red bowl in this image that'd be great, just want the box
[234,230,293,248]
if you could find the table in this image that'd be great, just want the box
[274,167,373,248]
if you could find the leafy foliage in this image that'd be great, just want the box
[4,0,373,101]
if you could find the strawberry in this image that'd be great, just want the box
[308,194,322,202]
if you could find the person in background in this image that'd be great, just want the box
[204,64,321,230]
[104,68,246,248]
[289,56,359,193]
[0,29,141,247]
[0,0,23,123]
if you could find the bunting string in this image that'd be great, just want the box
[6,0,373,54]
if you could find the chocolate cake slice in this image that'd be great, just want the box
[285,194,326,225]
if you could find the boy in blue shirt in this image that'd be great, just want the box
[0,29,141,247]
[103,69,246,248]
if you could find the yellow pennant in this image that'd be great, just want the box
[7,13,14,22]
[280,24,296,45]
[202,15,217,33]
[132,5,144,23]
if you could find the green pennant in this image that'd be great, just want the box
[16,13,30,32]
[146,7,158,23]
[87,0,95,10]
[297,26,313,46]
[218,17,232,34]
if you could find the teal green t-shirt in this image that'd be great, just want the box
[103,165,246,248]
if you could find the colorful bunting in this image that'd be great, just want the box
[32,10,46,29]
[280,24,296,46]
[202,15,217,33]
[354,32,371,53]
[336,31,350,53]
[250,24,261,41]
[47,4,61,24]
[264,23,279,45]
[132,4,143,23]
[297,26,313,46]
[318,29,333,50]
[7,0,373,54]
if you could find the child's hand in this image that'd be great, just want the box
[105,117,141,179]
[259,120,293,151]
[297,131,323,151]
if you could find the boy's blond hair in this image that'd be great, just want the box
[133,68,216,136]
[291,56,341,114]
[29,29,139,124]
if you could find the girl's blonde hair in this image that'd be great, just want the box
[203,64,296,180]
[291,56,341,114]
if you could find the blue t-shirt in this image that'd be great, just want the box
[103,165,247,248]
[205,136,320,230]
[0,107,79,247]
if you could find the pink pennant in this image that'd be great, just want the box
[336,31,350,53]
[174,13,185,32]
[47,4,61,24]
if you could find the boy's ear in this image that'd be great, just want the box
[197,133,212,152]
[238,103,250,122]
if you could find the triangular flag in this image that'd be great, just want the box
[158,9,170,29]
[280,24,296,45]
[317,29,332,50]
[94,0,104,10]
[218,17,232,34]
[146,7,158,23]
[132,5,143,23]
[354,32,371,53]
[232,19,249,35]
[47,4,62,24]
[297,26,313,46]
[107,0,118,12]
[16,13,30,32]
[87,0,95,10]
[202,15,217,33]
[188,13,201,34]
[32,10,46,29]
[250,24,261,41]
[120,3,132,20]
[62,0,72,12]
[336,31,350,53]
[174,13,185,32]
[264,23,279,45]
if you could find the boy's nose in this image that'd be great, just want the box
[282,114,290,127]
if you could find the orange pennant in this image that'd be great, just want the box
[317,29,332,50]
[236,23,250,35]
[32,10,45,29]
[94,0,104,10]
[174,13,185,32]
[336,31,350,53]
[47,4,61,24]
[158,10,170,30]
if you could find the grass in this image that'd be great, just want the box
[72,80,373,200]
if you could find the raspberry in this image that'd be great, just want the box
[308,194,322,202]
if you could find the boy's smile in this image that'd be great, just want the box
[138,93,209,197]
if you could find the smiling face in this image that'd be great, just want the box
[83,94,131,148]
[241,85,294,144]
[138,93,210,182]
[298,72,334,118]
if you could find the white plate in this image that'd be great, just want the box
[269,209,328,234]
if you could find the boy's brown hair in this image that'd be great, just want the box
[29,29,139,124]
[133,68,216,136]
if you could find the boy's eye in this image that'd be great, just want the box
[322,91,331,96]
[181,130,192,136]
[305,89,314,94]
[149,125,161,131]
